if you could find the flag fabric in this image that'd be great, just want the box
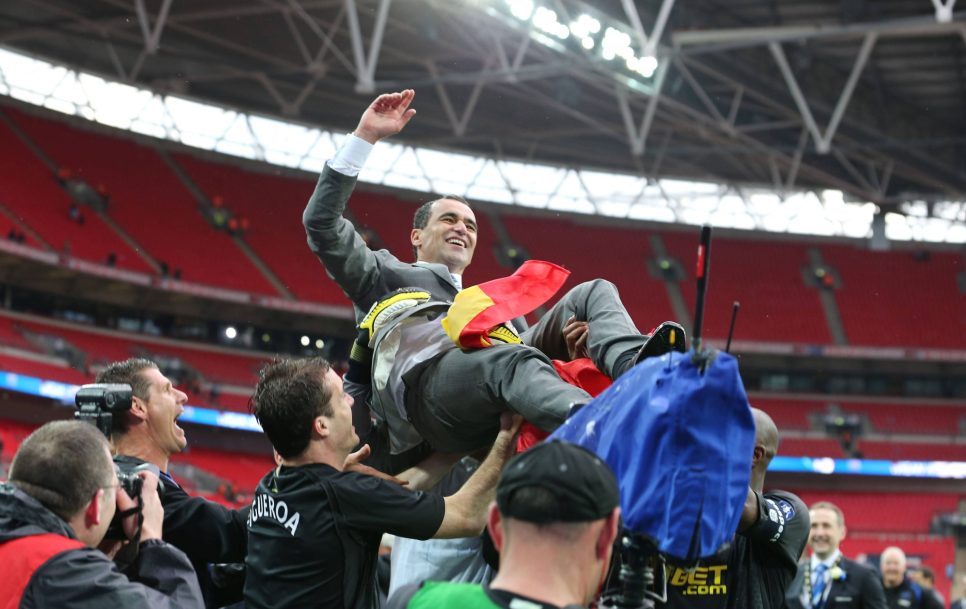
[441,260,570,349]
[517,357,613,452]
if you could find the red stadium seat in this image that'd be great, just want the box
[7,109,280,296]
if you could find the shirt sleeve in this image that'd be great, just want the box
[160,482,249,563]
[741,489,810,567]
[385,583,424,609]
[327,134,373,176]
[333,471,446,540]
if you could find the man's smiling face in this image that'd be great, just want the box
[808,506,845,560]
[410,198,477,275]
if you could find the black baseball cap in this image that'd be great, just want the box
[496,440,620,524]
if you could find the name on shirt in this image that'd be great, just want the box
[248,492,301,536]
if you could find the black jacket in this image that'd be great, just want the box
[114,455,249,607]
[884,577,944,609]
[0,482,203,609]
[785,555,888,609]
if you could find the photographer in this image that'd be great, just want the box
[95,358,248,607]
[0,420,203,608]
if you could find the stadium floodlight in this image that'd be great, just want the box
[224,326,237,339]
[315,339,325,349]
[300,335,310,347]
[506,0,533,21]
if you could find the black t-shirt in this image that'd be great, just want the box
[114,454,248,608]
[661,490,809,609]
[244,463,446,609]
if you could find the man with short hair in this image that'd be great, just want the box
[304,89,682,455]
[97,357,249,607]
[881,547,944,609]
[244,357,521,609]
[387,440,621,609]
[0,420,203,608]
[785,501,887,609]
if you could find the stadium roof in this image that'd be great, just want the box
[1,0,965,241]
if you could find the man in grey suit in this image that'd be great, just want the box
[785,501,887,609]
[303,89,681,455]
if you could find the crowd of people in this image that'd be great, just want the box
[0,88,963,609]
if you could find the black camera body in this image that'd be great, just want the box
[74,384,163,543]
[74,383,133,437]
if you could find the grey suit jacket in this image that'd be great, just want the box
[303,165,461,325]
[785,556,888,609]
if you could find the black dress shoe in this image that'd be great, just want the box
[634,321,687,364]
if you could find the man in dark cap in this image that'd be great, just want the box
[386,440,621,609]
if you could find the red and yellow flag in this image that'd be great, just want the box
[441,260,570,349]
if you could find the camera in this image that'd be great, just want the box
[105,464,145,540]
[74,384,163,542]
[74,383,133,437]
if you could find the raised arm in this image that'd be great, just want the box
[303,90,417,310]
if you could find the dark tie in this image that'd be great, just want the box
[811,564,828,609]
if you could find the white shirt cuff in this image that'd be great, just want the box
[327,133,373,177]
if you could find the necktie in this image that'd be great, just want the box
[811,564,828,609]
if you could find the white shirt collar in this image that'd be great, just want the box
[810,549,841,572]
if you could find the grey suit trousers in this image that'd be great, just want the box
[405,279,647,452]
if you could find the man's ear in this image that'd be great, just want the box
[129,395,149,422]
[597,507,621,561]
[752,444,765,467]
[410,228,422,250]
[85,488,106,527]
[314,416,330,439]
[486,503,504,553]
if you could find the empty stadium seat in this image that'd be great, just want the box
[661,232,830,344]
[822,244,965,348]
[502,212,676,328]
[7,109,280,296]
[0,113,152,272]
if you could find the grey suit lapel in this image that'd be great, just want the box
[414,261,460,292]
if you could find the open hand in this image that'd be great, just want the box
[354,90,416,144]
[344,443,409,486]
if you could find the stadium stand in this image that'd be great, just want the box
[0,309,271,408]
[793,490,961,534]
[170,152,349,304]
[661,232,831,344]
[822,243,966,349]
[0,113,152,272]
[502,212,677,328]
[6,108,280,295]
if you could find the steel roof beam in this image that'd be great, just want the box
[768,33,877,154]
[344,0,391,93]
[673,13,966,53]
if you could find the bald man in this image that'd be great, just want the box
[661,408,809,609]
[881,547,943,609]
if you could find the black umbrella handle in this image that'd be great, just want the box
[692,226,712,354]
